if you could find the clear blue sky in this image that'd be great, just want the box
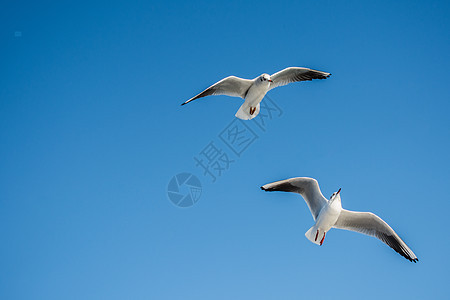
[1,0,450,299]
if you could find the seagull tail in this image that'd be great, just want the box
[235,103,260,120]
[305,226,321,245]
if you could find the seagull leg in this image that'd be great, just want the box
[315,230,319,242]
[320,232,326,246]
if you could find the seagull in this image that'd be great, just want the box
[181,67,331,120]
[261,177,418,262]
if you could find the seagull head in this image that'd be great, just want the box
[259,73,273,83]
[330,188,341,202]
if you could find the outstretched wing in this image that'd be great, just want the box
[334,209,418,262]
[269,67,331,91]
[261,177,328,221]
[181,76,253,106]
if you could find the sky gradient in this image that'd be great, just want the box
[1,1,450,299]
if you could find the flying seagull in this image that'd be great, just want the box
[261,177,418,262]
[181,67,331,120]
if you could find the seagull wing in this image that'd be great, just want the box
[269,67,331,91]
[181,76,253,106]
[261,177,328,221]
[333,209,418,262]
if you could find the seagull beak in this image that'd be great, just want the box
[268,79,273,82]
[337,188,341,194]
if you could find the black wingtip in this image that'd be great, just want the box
[318,73,331,80]
[261,186,271,191]
[180,102,186,106]
[260,186,265,191]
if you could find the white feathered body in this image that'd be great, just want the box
[182,67,331,120]
[305,196,342,245]
[235,78,271,120]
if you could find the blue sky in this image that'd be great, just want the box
[1,0,450,299]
